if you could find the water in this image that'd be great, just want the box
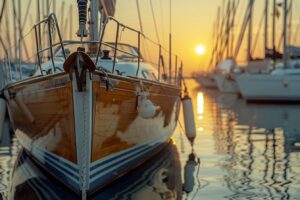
[1,79,300,199]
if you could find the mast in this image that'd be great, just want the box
[225,0,231,58]
[288,0,292,49]
[18,0,22,79]
[69,5,73,40]
[230,0,236,58]
[37,0,40,22]
[264,0,269,55]
[12,0,17,60]
[0,0,6,26]
[5,9,12,57]
[283,0,288,68]
[76,0,88,38]
[272,0,276,68]
[90,0,99,41]
[215,6,221,65]
[247,0,254,62]
[0,0,7,57]
[53,0,56,14]
[169,0,172,83]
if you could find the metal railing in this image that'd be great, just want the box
[33,13,67,75]
[0,56,12,89]
[95,16,183,86]
[30,14,183,86]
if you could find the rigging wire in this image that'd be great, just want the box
[136,0,144,34]
[234,3,251,60]
[135,0,150,63]
[169,0,172,34]
[293,18,300,44]
[0,0,7,54]
[251,9,265,56]
[159,0,166,47]
[150,0,160,45]
[0,0,6,26]
[277,0,292,52]
[21,0,32,31]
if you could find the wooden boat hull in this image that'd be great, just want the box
[5,71,181,194]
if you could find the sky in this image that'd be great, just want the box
[114,0,300,75]
[1,0,300,75]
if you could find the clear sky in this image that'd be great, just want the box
[113,0,300,75]
[1,0,300,75]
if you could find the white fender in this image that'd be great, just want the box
[183,157,197,193]
[182,95,196,141]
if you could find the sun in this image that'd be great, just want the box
[195,44,206,55]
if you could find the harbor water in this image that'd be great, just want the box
[1,79,300,199]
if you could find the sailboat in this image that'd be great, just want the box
[236,0,300,102]
[4,0,183,196]
[212,59,239,93]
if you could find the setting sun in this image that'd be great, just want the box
[195,44,206,55]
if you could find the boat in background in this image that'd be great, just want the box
[212,59,239,93]
[193,72,217,89]
[236,0,300,102]
[236,66,300,102]
[4,0,183,197]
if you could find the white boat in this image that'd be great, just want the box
[236,0,300,102]
[213,73,239,93]
[236,66,300,102]
[212,59,239,93]
[194,73,217,88]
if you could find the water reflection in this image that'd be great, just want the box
[9,141,188,200]
[0,120,19,197]
[203,87,300,199]
[183,145,201,198]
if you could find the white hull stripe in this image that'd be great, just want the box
[33,148,79,179]
[90,132,170,171]
[21,156,61,200]
[89,140,166,189]
[89,134,169,182]
[15,133,79,179]
[32,149,80,187]
[89,135,167,178]
[17,129,172,192]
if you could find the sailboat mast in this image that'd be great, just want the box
[272,0,276,68]
[169,0,172,83]
[76,0,88,38]
[283,0,288,68]
[264,0,269,55]
[90,0,99,41]
[247,0,254,62]
[230,0,236,58]
[225,0,231,58]
[36,0,40,22]
[69,5,73,39]
[12,0,17,60]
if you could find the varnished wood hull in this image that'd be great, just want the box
[5,71,181,194]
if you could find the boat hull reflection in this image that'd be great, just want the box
[9,141,182,200]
